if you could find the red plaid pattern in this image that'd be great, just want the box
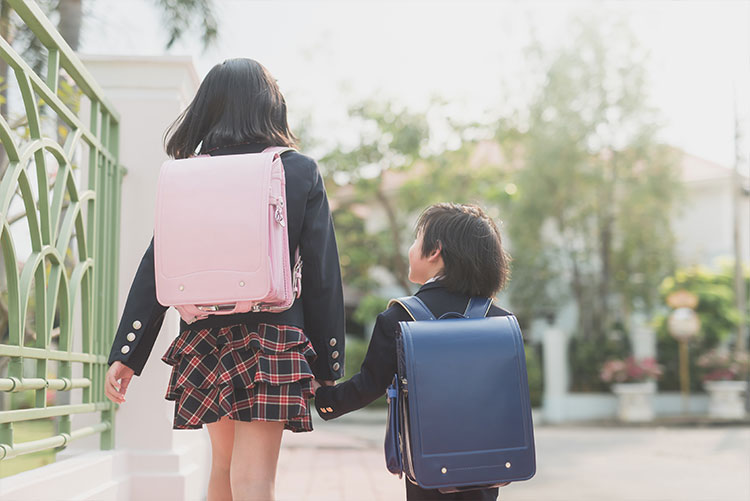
[161,323,317,432]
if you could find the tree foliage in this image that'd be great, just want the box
[494,18,682,339]
[320,101,430,296]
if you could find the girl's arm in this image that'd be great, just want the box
[299,160,346,381]
[107,237,169,376]
[314,312,399,420]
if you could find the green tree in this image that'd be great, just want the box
[319,100,509,311]
[320,101,430,295]
[495,18,682,342]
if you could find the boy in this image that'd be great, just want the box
[313,203,512,501]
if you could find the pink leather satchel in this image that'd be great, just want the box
[154,146,302,324]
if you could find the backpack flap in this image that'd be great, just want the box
[155,151,280,308]
[399,314,536,489]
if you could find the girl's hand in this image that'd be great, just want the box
[311,379,322,393]
[105,361,135,404]
[311,379,334,394]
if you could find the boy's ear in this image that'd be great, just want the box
[427,242,442,262]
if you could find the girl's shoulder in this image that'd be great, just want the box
[280,150,321,186]
[281,149,318,170]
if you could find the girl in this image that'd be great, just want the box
[104,58,345,501]
[313,203,512,501]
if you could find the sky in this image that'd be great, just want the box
[78,0,750,169]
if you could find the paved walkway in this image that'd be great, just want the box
[276,409,750,501]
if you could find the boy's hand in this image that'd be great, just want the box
[105,361,134,404]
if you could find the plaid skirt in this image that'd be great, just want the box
[161,322,317,432]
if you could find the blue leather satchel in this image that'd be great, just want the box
[384,296,536,492]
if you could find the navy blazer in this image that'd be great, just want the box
[314,280,512,419]
[107,144,346,381]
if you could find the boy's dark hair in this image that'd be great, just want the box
[164,58,297,159]
[416,203,511,298]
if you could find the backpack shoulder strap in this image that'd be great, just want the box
[463,297,493,318]
[387,296,436,321]
[263,146,296,156]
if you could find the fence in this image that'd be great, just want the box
[0,0,121,469]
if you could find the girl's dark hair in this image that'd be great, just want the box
[164,58,297,158]
[416,203,511,298]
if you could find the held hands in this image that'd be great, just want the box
[105,361,134,404]
[311,379,335,394]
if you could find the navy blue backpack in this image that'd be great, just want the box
[385,296,536,493]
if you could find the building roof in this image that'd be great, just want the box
[677,149,744,184]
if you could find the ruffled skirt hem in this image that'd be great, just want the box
[161,322,317,432]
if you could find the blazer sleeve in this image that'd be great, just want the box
[299,160,346,381]
[314,312,398,420]
[107,237,169,376]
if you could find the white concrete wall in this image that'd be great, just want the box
[673,177,750,267]
[540,392,710,424]
[0,56,209,501]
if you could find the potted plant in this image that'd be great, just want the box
[601,356,663,422]
[697,349,749,419]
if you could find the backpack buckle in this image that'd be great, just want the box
[196,303,236,312]
[272,197,285,226]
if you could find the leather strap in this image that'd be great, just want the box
[263,146,295,156]
[265,146,302,297]
[463,297,493,318]
[389,296,492,321]
[388,296,436,321]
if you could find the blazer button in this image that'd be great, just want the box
[331,351,339,359]
[132,320,142,330]
[326,407,333,412]
[332,362,340,371]
[120,345,130,354]
[329,338,337,347]
[126,332,136,342]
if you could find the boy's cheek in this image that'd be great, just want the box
[408,265,423,285]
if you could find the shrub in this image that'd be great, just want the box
[656,263,749,391]
[696,349,750,382]
[600,356,663,384]
[569,333,631,392]
[525,345,543,407]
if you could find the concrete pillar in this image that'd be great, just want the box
[82,55,209,500]
[542,324,570,424]
[630,310,657,360]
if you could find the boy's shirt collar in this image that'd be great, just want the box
[417,277,445,293]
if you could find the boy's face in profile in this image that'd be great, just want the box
[407,231,443,285]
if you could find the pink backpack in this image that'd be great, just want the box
[154,146,302,324]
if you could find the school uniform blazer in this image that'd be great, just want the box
[314,280,511,419]
[107,143,346,381]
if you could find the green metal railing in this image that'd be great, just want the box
[0,0,122,463]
